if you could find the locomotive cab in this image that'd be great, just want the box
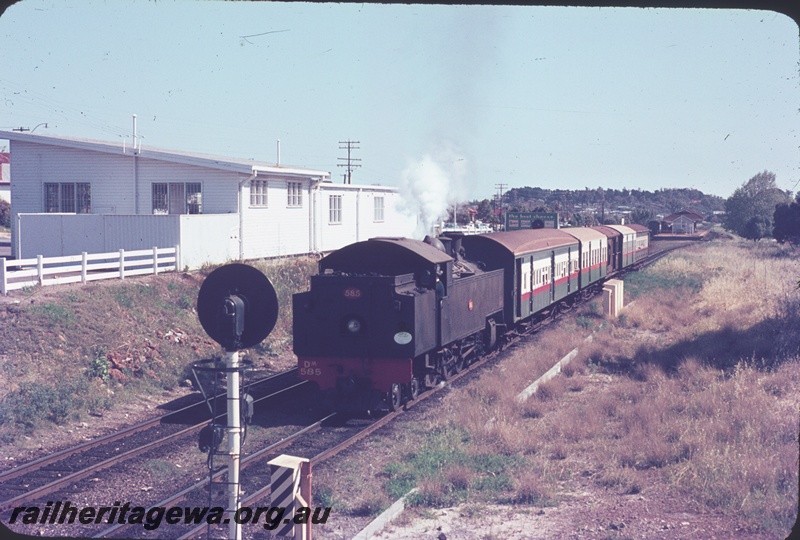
[293,238,454,411]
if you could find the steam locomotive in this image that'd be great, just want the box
[292,225,649,412]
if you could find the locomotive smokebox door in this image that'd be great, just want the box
[197,263,279,351]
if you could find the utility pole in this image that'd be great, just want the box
[494,183,507,213]
[337,140,361,184]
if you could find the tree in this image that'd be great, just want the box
[723,171,791,239]
[773,193,800,245]
[0,199,9,228]
[744,215,771,241]
[630,208,655,225]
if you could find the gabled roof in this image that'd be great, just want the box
[0,131,330,179]
[664,210,704,223]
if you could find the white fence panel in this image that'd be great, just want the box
[0,246,179,295]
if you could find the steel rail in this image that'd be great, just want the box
[0,373,306,512]
[96,414,335,539]
[171,359,487,539]
[0,368,298,484]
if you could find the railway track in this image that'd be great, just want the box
[0,368,305,513]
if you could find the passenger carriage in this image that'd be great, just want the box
[606,225,637,268]
[627,223,651,265]
[562,227,608,290]
[460,229,580,324]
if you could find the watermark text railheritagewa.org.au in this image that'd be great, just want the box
[7,501,331,531]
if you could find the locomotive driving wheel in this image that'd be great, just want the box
[408,378,420,400]
[388,383,403,412]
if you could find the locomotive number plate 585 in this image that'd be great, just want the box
[343,287,362,300]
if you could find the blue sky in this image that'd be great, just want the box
[1,1,798,204]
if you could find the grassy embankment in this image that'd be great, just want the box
[0,257,317,446]
[319,238,799,536]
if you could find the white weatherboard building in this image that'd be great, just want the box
[1,131,416,269]
[0,153,9,203]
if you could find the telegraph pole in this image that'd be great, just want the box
[494,183,507,215]
[337,140,361,184]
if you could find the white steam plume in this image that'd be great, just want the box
[398,142,470,239]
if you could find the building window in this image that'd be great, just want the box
[287,182,303,207]
[152,182,202,214]
[186,183,202,214]
[44,182,91,213]
[329,195,342,224]
[152,183,168,214]
[374,196,384,222]
[77,183,91,213]
[250,180,268,207]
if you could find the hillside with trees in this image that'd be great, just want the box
[460,186,724,227]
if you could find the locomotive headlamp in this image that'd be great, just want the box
[346,318,362,334]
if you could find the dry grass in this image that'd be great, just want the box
[432,238,800,536]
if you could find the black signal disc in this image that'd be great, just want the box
[197,263,279,350]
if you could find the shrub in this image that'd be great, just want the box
[0,379,89,427]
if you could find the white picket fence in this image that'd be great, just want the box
[0,246,180,295]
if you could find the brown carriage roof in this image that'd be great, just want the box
[466,229,578,256]
[320,237,452,274]
[591,225,622,239]
[561,227,606,243]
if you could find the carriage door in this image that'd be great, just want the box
[529,257,534,314]
[567,247,572,293]
[514,258,522,319]
[550,251,556,302]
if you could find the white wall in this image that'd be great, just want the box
[314,184,417,253]
[17,213,239,269]
[179,214,239,269]
[240,177,314,259]
[136,158,241,215]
